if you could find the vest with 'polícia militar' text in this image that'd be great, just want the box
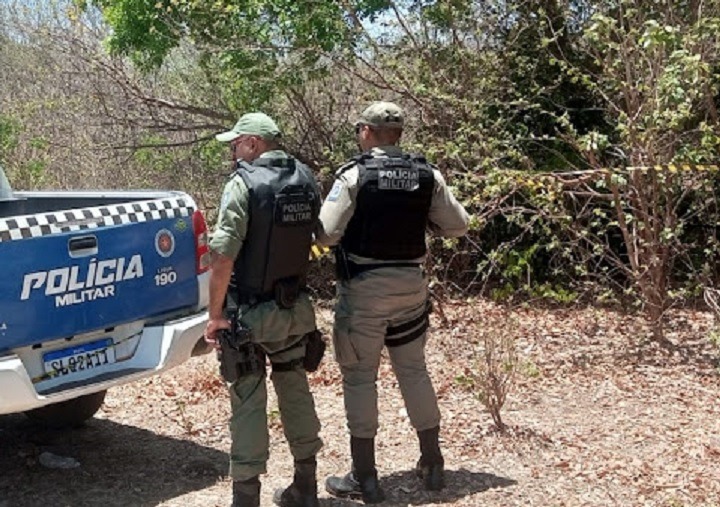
[341,152,434,260]
[233,156,320,296]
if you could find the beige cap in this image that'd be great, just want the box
[356,101,404,128]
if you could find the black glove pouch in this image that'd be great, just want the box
[303,329,326,373]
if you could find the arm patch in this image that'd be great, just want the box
[326,180,344,202]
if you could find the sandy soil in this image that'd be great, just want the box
[1,299,719,507]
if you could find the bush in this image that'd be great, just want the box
[469,313,520,432]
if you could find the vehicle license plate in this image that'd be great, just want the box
[43,338,116,378]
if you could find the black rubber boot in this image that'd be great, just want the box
[273,456,320,507]
[232,476,261,507]
[416,426,445,491]
[325,437,385,504]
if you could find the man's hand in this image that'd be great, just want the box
[204,318,231,350]
[206,252,234,350]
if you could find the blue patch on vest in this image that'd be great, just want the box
[327,180,344,202]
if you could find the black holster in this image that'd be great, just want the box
[218,315,266,382]
[334,246,352,281]
[270,330,326,373]
[303,330,326,373]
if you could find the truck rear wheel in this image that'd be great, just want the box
[25,390,107,428]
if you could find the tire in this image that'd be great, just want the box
[25,390,107,428]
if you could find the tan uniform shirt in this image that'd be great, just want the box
[317,145,470,262]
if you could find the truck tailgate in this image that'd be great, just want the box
[0,196,199,351]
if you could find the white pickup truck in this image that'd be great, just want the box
[0,164,210,426]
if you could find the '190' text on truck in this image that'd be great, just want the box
[0,165,210,426]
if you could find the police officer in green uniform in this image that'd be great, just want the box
[317,102,469,503]
[204,112,323,507]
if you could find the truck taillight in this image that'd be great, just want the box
[192,210,211,274]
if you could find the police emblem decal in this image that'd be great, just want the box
[155,229,176,258]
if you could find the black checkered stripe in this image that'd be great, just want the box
[0,196,195,242]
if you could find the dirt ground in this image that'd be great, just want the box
[1,299,719,507]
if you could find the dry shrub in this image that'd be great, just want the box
[474,314,519,432]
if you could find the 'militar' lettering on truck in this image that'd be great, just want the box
[20,255,144,308]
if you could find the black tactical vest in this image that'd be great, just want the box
[232,156,320,296]
[341,152,434,260]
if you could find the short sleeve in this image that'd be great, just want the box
[209,176,250,259]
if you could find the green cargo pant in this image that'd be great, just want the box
[333,266,441,438]
[227,295,323,481]
[228,365,322,480]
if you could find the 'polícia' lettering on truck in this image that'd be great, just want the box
[20,255,144,307]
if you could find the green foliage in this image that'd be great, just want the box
[86,0,389,114]
[709,328,720,349]
[0,114,21,165]
[17,159,48,188]
[5,0,720,323]
[576,4,720,166]
[528,283,578,304]
[453,373,475,389]
[519,360,541,379]
[132,135,176,174]
[0,114,52,188]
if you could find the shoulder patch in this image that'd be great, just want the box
[326,180,344,202]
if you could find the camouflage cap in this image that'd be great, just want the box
[215,112,281,142]
[356,101,404,129]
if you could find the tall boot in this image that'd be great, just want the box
[325,436,385,504]
[416,426,445,491]
[272,456,319,507]
[232,476,260,507]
